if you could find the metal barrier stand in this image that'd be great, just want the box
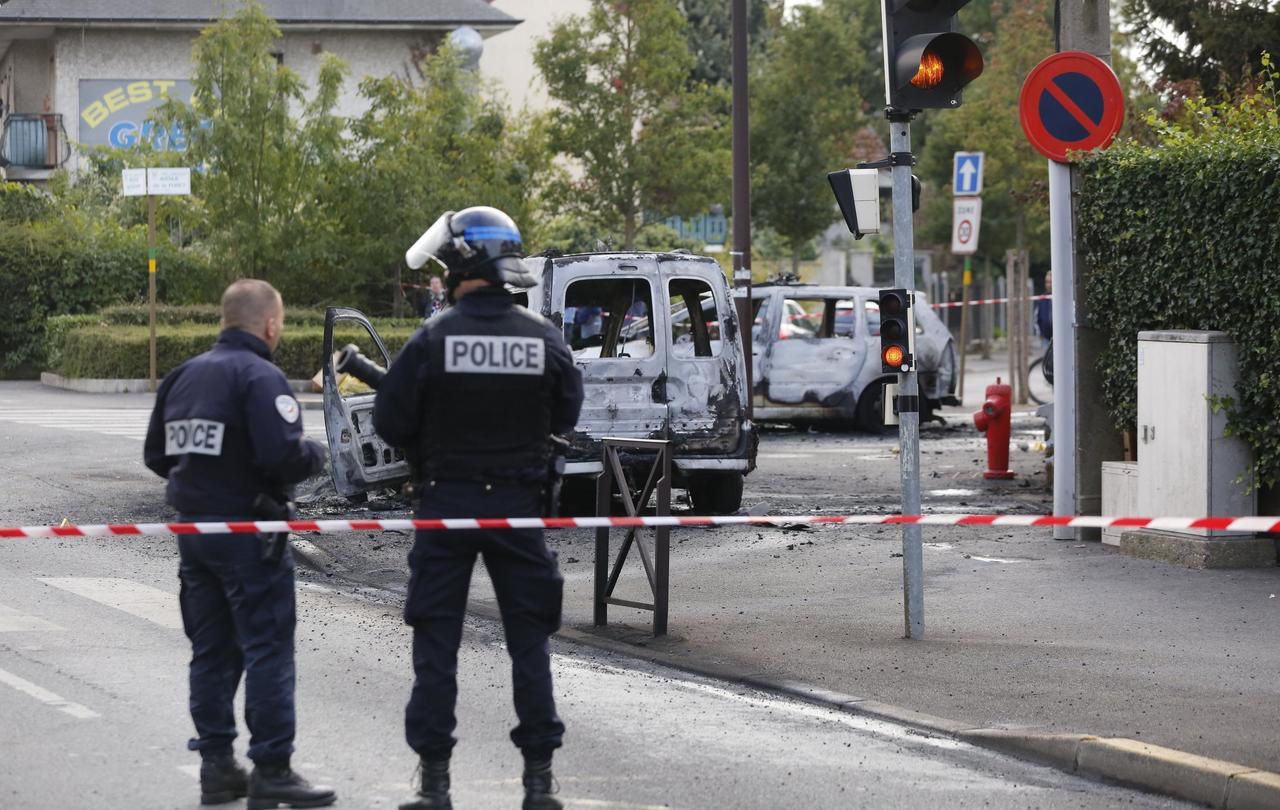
[593,438,672,636]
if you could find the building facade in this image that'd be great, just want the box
[0,0,518,181]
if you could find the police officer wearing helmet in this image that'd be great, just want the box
[143,279,336,809]
[373,207,583,810]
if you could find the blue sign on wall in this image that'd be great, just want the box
[660,211,728,246]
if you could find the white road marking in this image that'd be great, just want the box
[38,577,184,629]
[0,408,326,442]
[553,656,965,751]
[0,602,64,633]
[176,764,200,780]
[0,665,100,719]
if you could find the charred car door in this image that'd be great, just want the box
[755,295,869,420]
[665,271,747,455]
[321,307,411,498]
[554,262,668,457]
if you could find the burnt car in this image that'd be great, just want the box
[749,281,958,430]
[320,251,756,514]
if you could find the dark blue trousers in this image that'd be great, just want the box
[405,480,565,760]
[177,517,296,764]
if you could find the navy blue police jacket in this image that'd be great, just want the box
[372,285,584,483]
[143,328,324,516]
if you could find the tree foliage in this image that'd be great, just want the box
[916,0,1054,266]
[534,0,731,248]
[1121,0,1280,99]
[750,0,867,271]
[336,47,557,310]
[151,1,349,298]
[680,0,778,87]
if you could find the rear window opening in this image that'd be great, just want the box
[669,278,721,358]
[563,277,656,359]
[778,298,852,340]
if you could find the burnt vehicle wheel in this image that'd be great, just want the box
[855,381,893,433]
[557,478,600,516]
[687,472,744,515]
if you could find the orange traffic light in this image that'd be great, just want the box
[911,51,944,89]
[883,1,984,111]
[883,345,906,368]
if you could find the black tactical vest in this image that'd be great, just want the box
[419,296,554,480]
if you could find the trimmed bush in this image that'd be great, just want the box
[0,216,217,376]
[54,325,418,380]
[1077,85,1280,487]
[92,304,420,331]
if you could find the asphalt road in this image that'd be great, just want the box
[0,382,1190,809]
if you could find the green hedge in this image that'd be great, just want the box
[0,183,223,376]
[54,325,419,380]
[1078,120,1280,487]
[91,304,420,330]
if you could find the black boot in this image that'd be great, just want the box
[521,757,562,810]
[398,758,452,810]
[247,760,336,809]
[199,751,248,805]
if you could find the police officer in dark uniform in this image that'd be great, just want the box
[144,279,336,809]
[372,207,583,810]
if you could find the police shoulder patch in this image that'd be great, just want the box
[275,394,300,424]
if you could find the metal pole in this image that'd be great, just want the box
[1049,160,1077,539]
[1005,249,1017,402]
[731,0,753,418]
[957,257,970,402]
[148,194,158,393]
[889,116,923,639]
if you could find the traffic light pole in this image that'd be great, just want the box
[888,113,924,640]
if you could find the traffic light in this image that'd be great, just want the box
[881,0,984,112]
[879,288,915,373]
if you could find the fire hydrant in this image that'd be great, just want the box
[973,377,1015,480]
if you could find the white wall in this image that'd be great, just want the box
[478,0,591,112]
[41,27,459,172]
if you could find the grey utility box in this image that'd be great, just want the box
[1134,331,1254,538]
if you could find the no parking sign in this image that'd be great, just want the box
[1019,51,1124,162]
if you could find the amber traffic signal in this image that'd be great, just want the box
[879,288,915,373]
[882,0,984,112]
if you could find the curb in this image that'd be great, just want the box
[39,372,324,409]
[496,604,1280,810]
[305,558,1280,809]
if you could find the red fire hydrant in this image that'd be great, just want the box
[973,377,1015,480]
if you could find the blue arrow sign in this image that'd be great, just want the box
[953,151,984,196]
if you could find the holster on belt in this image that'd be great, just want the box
[544,435,570,518]
[251,493,295,565]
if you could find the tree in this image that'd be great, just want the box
[338,47,557,312]
[750,0,868,272]
[916,1,1055,269]
[1122,0,1280,99]
[680,0,779,87]
[534,0,731,248]
[150,1,349,301]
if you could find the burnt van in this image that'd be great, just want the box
[320,251,756,514]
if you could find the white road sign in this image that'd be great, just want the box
[147,167,191,196]
[121,169,148,197]
[953,151,984,195]
[951,197,982,255]
[120,167,192,196]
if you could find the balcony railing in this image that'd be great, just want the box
[0,114,71,170]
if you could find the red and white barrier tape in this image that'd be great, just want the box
[4,514,1280,539]
[932,294,1051,309]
